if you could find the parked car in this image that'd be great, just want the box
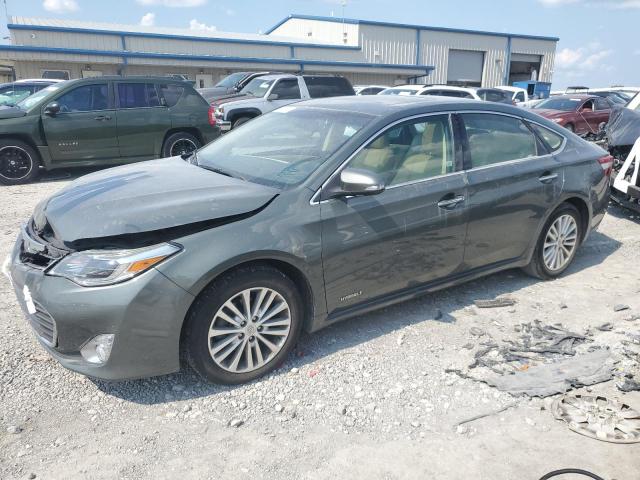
[588,90,628,106]
[354,85,388,95]
[0,79,64,106]
[198,71,275,103]
[6,96,610,384]
[213,74,354,131]
[0,76,219,185]
[532,95,613,135]
[418,85,480,100]
[495,85,529,105]
[377,85,425,96]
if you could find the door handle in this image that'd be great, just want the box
[538,172,558,183]
[94,115,112,121]
[437,195,465,209]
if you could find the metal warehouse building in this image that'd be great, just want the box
[0,14,558,88]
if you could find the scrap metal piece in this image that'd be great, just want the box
[474,297,516,308]
[552,394,640,444]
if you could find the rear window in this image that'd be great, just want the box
[159,84,185,107]
[530,123,564,152]
[477,89,509,102]
[117,83,161,108]
[304,76,355,98]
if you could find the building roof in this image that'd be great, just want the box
[266,14,560,42]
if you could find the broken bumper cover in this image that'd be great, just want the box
[7,238,194,380]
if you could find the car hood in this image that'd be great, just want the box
[218,94,262,107]
[0,106,27,119]
[32,157,279,249]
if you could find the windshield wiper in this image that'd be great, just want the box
[198,164,246,181]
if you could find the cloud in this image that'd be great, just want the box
[555,44,613,71]
[539,0,640,8]
[42,0,78,12]
[139,12,155,26]
[189,19,216,32]
[137,0,207,7]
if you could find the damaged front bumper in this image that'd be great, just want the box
[6,228,195,380]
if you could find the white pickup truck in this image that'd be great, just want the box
[212,74,355,131]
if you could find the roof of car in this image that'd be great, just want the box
[420,85,476,92]
[60,76,193,85]
[550,94,598,100]
[13,78,64,84]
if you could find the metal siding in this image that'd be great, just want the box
[359,24,416,65]
[12,29,121,51]
[419,30,508,87]
[510,37,556,83]
[293,46,367,63]
[268,18,359,46]
[125,36,290,58]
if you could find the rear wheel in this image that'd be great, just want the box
[162,131,201,158]
[523,203,582,280]
[185,265,303,384]
[0,139,41,185]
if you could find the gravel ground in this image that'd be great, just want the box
[1,169,640,480]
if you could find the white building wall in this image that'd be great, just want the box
[268,18,359,46]
[12,29,121,51]
[359,24,417,65]
[510,37,556,83]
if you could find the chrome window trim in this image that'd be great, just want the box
[310,109,568,205]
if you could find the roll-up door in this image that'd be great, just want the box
[447,50,484,87]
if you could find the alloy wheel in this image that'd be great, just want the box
[208,287,292,373]
[170,138,197,157]
[0,146,33,180]
[543,214,578,271]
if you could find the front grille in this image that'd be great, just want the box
[29,300,57,347]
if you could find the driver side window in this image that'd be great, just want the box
[271,79,301,100]
[55,84,109,113]
[348,115,454,186]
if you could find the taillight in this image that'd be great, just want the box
[208,105,216,126]
[598,154,613,176]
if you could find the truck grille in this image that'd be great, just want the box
[29,300,57,347]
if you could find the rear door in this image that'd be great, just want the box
[320,114,468,313]
[460,112,563,270]
[592,97,612,129]
[114,81,171,159]
[42,81,119,163]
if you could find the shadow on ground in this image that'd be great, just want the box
[92,228,622,405]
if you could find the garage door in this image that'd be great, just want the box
[447,50,484,87]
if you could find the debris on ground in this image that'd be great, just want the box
[474,297,517,309]
[551,394,640,444]
[613,304,631,312]
[454,401,519,427]
[617,376,640,392]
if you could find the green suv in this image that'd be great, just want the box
[0,76,219,185]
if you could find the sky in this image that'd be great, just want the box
[1,0,637,89]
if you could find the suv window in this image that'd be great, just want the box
[462,113,538,167]
[349,115,454,186]
[158,84,184,107]
[304,76,355,98]
[515,91,525,102]
[271,79,301,100]
[530,123,564,152]
[56,84,109,112]
[117,83,161,108]
[594,97,610,110]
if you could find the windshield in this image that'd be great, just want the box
[534,97,581,111]
[17,84,64,110]
[240,78,274,97]
[379,88,417,96]
[477,89,508,102]
[0,86,33,106]
[197,106,374,188]
[215,72,247,88]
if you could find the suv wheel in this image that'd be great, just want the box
[0,139,41,185]
[185,265,303,384]
[524,203,582,280]
[162,132,201,158]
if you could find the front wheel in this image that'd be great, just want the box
[0,139,41,185]
[162,131,201,158]
[184,265,303,384]
[523,203,582,280]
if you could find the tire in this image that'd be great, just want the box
[565,123,575,133]
[185,265,303,384]
[162,131,201,158]
[0,139,41,185]
[232,116,252,129]
[523,203,582,280]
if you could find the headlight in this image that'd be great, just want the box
[47,243,180,287]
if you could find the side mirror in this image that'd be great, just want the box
[325,168,385,199]
[44,102,60,116]
[267,93,279,101]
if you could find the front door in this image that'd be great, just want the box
[114,82,171,159]
[459,112,563,270]
[42,82,119,163]
[320,114,468,314]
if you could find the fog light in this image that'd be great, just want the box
[80,334,115,364]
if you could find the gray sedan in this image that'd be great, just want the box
[7,96,611,384]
